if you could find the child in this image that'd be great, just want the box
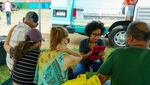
[4,28,43,85]
[34,26,82,85]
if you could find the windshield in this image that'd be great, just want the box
[51,0,68,8]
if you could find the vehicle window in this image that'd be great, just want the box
[76,0,123,15]
[51,0,68,8]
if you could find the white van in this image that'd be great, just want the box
[51,0,125,33]
[51,0,150,47]
[108,0,150,47]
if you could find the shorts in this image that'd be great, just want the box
[125,5,135,16]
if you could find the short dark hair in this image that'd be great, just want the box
[85,21,105,37]
[127,21,150,41]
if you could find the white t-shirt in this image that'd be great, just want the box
[10,22,30,48]
[4,2,12,12]
[6,22,31,70]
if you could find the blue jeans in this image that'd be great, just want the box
[73,63,85,77]
[125,5,135,16]
[103,80,111,85]
[6,11,11,25]
[73,60,103,77]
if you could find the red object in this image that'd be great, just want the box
[73,8,76,18]
[88,45,106,60]
[123,0,137,5]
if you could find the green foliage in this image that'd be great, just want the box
[0,65,10,84]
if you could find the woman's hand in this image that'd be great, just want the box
[87,51,92,56]
[81,51,92,60]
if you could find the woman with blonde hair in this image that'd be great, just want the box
[34,26,82,85]
[50,26,82,71]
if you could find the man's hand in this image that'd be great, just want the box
[99,74,109,84]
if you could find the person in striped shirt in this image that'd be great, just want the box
[4,28,43,85]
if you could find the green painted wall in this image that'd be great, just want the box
[13,2,51,9]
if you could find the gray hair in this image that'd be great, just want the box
[24,11,38,23]
[126,21,150,41]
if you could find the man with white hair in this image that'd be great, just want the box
[99,21,150,85]
[5,11,39,71]
[1,11,38,85]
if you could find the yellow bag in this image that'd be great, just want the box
[62,74,101,85]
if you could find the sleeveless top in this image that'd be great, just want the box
[34,50,68,85]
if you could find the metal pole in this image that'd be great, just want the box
[38,0,41,32]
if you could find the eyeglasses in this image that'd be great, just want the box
[91,33,101,37]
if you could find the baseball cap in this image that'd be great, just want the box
[25,29,44,42]
[25,11,39,23]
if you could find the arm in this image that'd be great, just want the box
[99,74,109,84]
[63,55,82,71]
[10,3,13,11]
[79,39,92,59]
[62,47,83,70]
[63,46,82,57]
[2,3,5,11]
[97,51,114,84]
[80,51,92,60]
[4,26,14,53]
[129,0,137,4]
[122,0,127,5]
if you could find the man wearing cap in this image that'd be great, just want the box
[5,11,39,71]
[98,21,150,85]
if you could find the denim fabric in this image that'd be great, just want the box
[6,11,11,25]
[73,60,103,77]
[103,80,111,85]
